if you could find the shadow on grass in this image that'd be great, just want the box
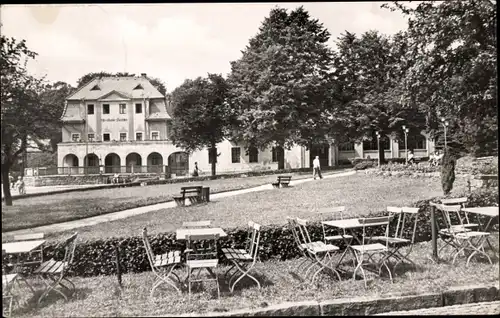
[219,271,273,295]
[13,287,92,316]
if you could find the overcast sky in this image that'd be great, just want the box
[1,3,411,92]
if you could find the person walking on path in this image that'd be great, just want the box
[313,156,323,180]
[192,162,201,177]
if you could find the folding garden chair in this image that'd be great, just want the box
[441,198,478,229]
[2,250,18,318]
[222,221,262,292]
[291,217,342,283]
[370,207,420,274]
[350,216,393,288]
[142,227,182,297]
[436,204,472,255]
[185,233,220,299]
[34,232,78,304]
[317,206,354,244]
[440,206,492,266]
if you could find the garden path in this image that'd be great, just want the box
[4,170,356,236]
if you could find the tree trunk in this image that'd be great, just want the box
[210,141,217,178]
[441,150,456,195]
[2,163,13,206]
[378,137,387,164]
[277,145,285,170]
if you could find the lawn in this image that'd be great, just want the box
[1,170,343,233]
[47,173,468,242]
[11,236,499,317]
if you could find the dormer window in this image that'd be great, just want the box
[90,85,101,91]
[133,84,144,90]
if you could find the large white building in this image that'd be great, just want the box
[57,75,436,177]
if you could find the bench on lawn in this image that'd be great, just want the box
[272,175,292,188]
[173,186,210,207]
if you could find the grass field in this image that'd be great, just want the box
[47,173,468,242]
[2,170,342,233]
[11,236,499,317]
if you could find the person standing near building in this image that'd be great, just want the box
[192,162,200,177]
[313,156,323,180]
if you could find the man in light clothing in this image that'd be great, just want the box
[313,156,323,180]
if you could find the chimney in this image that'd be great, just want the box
[141,73,147,77]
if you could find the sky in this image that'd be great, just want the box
[1,2,411,92]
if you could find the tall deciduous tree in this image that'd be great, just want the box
[384,0,497,156]
[1,36,57,206]
[227,6,334,169]
[331,30,423,163]
[170,74,231,177]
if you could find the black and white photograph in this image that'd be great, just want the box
[1,1,498,316]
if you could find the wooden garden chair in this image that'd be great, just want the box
[370,207,420,274]
[287,217,317,278]
[222,221,262,292]
[34,232,78,304]
[2,250,18,318]
[142,227,182,297]
[440,206,492,266]
[350,216,393,288]
[185,233,220,299]
[436,204,472,255]
[441,198,478,229]
[318,206,354,244]
[294,217,342,283]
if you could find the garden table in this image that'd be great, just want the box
[461,206,499,252]
[3,239,46,295]
[175,227,227,240]
[321,218,389,270]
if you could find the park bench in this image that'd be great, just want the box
[173,186,209,207]
[272,175,292,188]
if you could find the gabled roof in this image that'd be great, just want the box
[146,112,172,121]
[97,90,132,100]
[67,76,164,101]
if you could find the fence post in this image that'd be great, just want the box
[429,202,439,261]
[115,243,122,289]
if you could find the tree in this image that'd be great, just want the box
[384,0,497,156]
[76,72,167,96]
[331,30,424,163]
[170,74,232,177]
[227,6,335,169]
[441,150,456,195]
[1,35,58,206]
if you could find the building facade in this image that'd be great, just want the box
[57,75,436,177]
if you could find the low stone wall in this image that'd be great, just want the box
[24,175,108,187]
[363,169,442,178]
[173,283,499,317]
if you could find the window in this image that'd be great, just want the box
[363,133,390,151]
[88,133,95,142]
[339,142,355,151]
[135,103,142,114]
[249,147,259,163]
[151,131,159,140]
[120,133,127,141]
[119,104,127,114]
[231,147,241,163]
[90,85,100,91]
[151,155,161,165]
[103,104,110,114]
[271,146,284,163]
[398,134,427,150]
[133,84,144,90]
[136,132,143,141]
[103,133,111,141]
[208,148,218,164]
[71,133,80,142]
[87,104,94,115]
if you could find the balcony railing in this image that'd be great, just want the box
[34,165,166,176]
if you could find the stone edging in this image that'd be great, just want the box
[171,283,499,317]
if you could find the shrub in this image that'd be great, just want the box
[353,161,376,170]
[441,151,457,195]
[24,187,497,278]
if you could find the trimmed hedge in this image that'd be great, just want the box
[25,188,499,278]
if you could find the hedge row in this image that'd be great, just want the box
[24,188,499,278]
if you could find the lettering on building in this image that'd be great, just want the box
[102,118,128,122]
